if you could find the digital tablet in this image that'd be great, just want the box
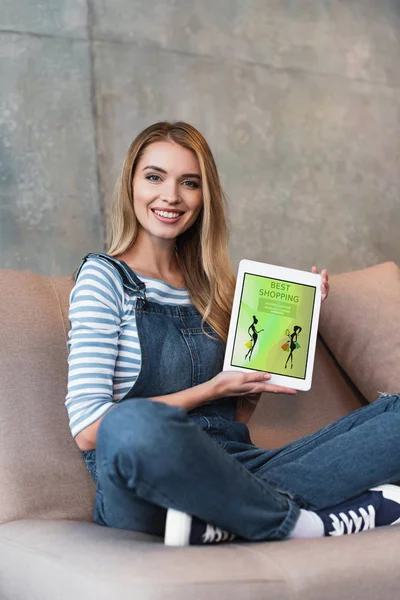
[223,260,322,391]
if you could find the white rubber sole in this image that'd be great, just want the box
[164,509,193,546]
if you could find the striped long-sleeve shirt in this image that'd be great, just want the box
[65,256,192,438]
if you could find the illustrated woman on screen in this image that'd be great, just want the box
[285,325,302,370]
[245,315,264,361]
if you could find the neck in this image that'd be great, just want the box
[122,229,180,280]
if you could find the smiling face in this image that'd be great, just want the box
[132,140,203,244]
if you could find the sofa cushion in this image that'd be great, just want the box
[1,519,399,600]
[319,261,400,402]
[0,270,93,525]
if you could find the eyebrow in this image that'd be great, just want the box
[142,165,201,180]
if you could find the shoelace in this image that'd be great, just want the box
[201,524,235,544]
[327,505,376,536]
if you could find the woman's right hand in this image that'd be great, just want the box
[210,370,297,399]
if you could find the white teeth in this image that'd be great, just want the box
[153,210,181,219]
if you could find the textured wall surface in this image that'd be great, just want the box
[1,0,399,275]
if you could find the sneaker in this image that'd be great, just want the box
[317,484,400,537]
[164,508,236,546]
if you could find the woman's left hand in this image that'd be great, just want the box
[311,266,329,302]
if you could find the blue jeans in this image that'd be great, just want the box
[92,393,400,541]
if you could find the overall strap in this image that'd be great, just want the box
[75,252,148,305]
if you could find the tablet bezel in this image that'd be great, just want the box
[223,259,322,391]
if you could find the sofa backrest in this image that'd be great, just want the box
[0,262,398,524]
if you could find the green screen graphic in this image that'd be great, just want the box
[231,273,316,379]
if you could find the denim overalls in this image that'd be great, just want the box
[77,253,249,478]
[74,253,400,541]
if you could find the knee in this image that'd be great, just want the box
[96,398,187,465]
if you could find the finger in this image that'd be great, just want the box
[246,371,271,381]
[311,266,318,274]
[246,392,261,400]
[320,270,330,300]
[265,385,297,395]
[248,383,297,395]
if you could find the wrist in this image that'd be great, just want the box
[208,377,222,400]
[183,380,218,411]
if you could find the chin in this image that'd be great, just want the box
[151,221,194,239]
[148,227,182,241]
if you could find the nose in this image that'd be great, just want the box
[159,181,181,205]
[159,194,181,206]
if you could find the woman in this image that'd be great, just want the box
[66,121,400,546]
[285,325,302,370]
[245,315,264,361]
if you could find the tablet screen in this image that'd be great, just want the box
[230,273,317,379]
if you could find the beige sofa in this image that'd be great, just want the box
[0,261,399,600]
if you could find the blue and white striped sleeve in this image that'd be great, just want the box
[65,258,124,439]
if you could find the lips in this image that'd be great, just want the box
[151,208,185,224]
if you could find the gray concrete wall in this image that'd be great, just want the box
[1,0,399,276]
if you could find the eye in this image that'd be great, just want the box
[145,174,200,188]
[183,180,200,189]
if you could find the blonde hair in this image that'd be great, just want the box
[107,121,235,342]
